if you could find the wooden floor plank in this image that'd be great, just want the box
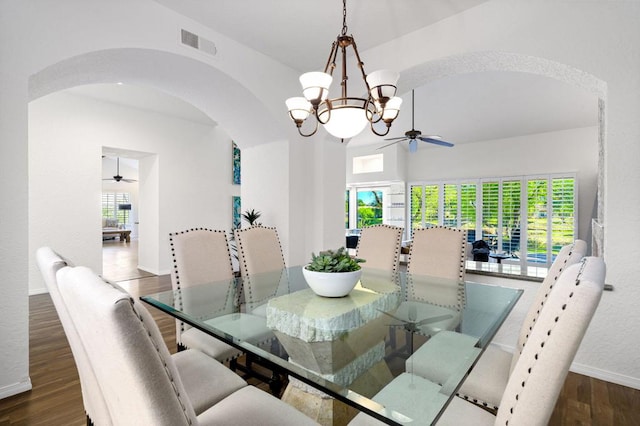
[1,241,639,425]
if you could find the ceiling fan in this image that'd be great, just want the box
[378,89,454,153]
[103,157,137,183]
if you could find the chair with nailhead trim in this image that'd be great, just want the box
[57,264,318,426]
[234,225,288,317]
[388,226,468,354]
[350,256,605,425]
[233,225,290,392]
[170,228,279,392]
[355,224,404,273]
[405,240,587,411]
[36,247,112,426]
[169,228,243,363]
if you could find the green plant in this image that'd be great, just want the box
[306,247,364,272]
[242,209,262,226]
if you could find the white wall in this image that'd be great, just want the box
[241,135,346,268]
[347,143,408,184]
[28,90,240,293]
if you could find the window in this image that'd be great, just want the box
[102,192,131,226]
[410,174,576,268]
[353,154,383,174]
[356,189,383,227]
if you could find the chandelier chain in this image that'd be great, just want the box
[341,0,348,35]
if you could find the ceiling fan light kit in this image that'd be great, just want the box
[285,0,402,140]
[378,89,454,153]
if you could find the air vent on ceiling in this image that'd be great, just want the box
[180,29,217,56]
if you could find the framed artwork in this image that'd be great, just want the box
[232,196,241,229]
[232,141,241,185]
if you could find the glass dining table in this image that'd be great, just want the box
[141,266,522,425]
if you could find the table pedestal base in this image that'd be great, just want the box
[281,360,392,426]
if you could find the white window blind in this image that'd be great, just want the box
[102,192,130,226]
[409,174,576,268]
[502,180,521,255]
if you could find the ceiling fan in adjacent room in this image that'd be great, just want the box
[378,89,454,153]
[103,157,137,183]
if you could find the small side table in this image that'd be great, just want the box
[489,253,511,264]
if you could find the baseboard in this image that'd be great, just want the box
[488,342,640,390]
[0,379,32,400]
[570,362,640,390]
[29,287,48,296]
[136,265,169,276]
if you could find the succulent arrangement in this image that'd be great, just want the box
[306,247,364,273]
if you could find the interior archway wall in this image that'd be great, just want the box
[400,50,606,255]
[27,47,289,284]
[28,47,285,150]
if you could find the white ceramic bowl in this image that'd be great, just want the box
[302,265,362,298]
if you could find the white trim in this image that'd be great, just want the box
[137,265,169,276]
[29,287,48,296]
[0,379,32,399]
[570,362,640,391]
[485,342,640,391]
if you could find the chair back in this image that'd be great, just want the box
[57,265,198,426]
[234,225,287,310]
[511,239,587,372]
[407,227,467,306]
[356,224,403,273]
[169,228,236,339]
[35,247,112,425]
[495,256,605,425]
[407,226,467,281]
[169,228,235,288]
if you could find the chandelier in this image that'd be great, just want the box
[285,0,402,140]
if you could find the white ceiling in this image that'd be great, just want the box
[153,0,490,72]
[64,1,599,151]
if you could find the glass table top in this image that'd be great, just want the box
[141,266,522,425]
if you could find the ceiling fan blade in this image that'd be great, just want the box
[418,136,454,147]
[383,136,409,141]
[121,178,138,183]
[377,139,407,150]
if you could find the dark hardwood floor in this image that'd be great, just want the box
[1,241,638,425]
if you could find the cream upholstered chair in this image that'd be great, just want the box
[57,264,317,426]
[355,224,404,273]
[234,225,288,316]
[391,226,467,343]
[350,256,605,426]
[36,247,111,426]
[406,240,587,410]
[37,247,250,420]
[169,228,242,362]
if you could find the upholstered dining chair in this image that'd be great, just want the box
[355,224,404,273]
[350,256,605,426]
[390,226,468,345]
[405,240,587,410]
[37,247,247,421]
[36,247,111,426]
[56,264,318,426]
[169,228,242,362]
[234,225,288,316]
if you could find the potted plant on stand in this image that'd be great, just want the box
[303,247,365,297]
